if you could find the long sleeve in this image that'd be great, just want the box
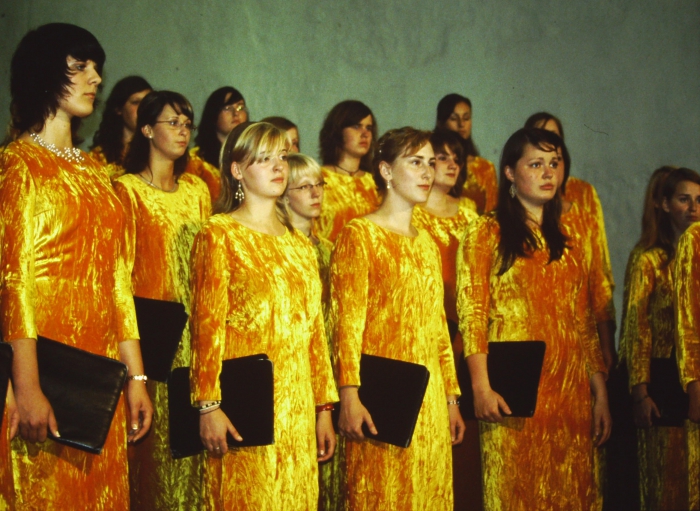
[623,253,655,388]
[113,181,138,289]
[307,270,339,404]
[587,217,616,323]
[675,225,700,390]
[111,181,139,341]
[575,268,606,378]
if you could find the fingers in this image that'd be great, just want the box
[497,395,512,417]
[47,408,60,439]
[226,420,243,443]
[650,401,661,420]
[364,412,378,436]
[9,408,19,440]
[317,432,335,462]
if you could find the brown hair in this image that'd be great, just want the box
[372,127,432,193]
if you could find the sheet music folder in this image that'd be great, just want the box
[333,354,430,448]
[458,341,546,420]
[0,342,12,428]
[36,336,128,454]
[133,296,189,383]
[649,351,688,427]
[168,353,274,459]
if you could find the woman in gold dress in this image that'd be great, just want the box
[457,127,611,510]
[114,90,211,510]
[317,100,379,241]
[189,86,249,203]
[332,127,465,510]
[90,75,152,180]
[190,122,338,510]
[0,23,152,509]
[435,94,497,214]
[623,167,700,510]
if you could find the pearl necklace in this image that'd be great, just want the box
[137,169,178,193]
[30,132,84,165]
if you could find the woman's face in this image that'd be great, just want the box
[58,56,102,119]
[217,93,248,137]
[341,115,373,159]
[445,101,472,140]
[663,180,700,235]
[119,89,151,134]
[505,143,559,209]
[385,141,435,205]
[285,174,324,220]
[286,127,300,153]
[235,143,289,200]
[145,104,192,162]
[433,145,461,192]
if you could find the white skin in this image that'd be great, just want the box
[468,143,611,446]
[445,101,472,141]
[118,88,151,147]
[339,141,466,446]
[216,94,248,144]
[286,127,300,153]
[334,115,373,175]
[198,143,336,461]
[284,174,324,240]
[421,145,463,218]
[140,104,192,190]
[633,180,700,426]
[12,57,153,443]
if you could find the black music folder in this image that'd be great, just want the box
[649,351,689,427]
[133,296,189,383]
[36,336,128,454]
[0,342,12,427]
[168,353,274,459]
[458,341,546,420]
[333,354,430,448]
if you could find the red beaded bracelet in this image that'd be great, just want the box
[315,403,335,413]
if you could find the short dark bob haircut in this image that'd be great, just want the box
[194,86,245,167]
[435,93,479,158]
[10,23,106,135]
[123,90,194,177]
[319,100,377,169]
[91,76,152,165]
[430,129,467,198]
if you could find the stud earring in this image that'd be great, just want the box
[509,183,516,199]
[235,180,245,202]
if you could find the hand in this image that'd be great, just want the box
[316,410,336,461]
[339,387,377,441]
[125,380,153,443]
[688,381,700,423]
[14,382,59,443]
[6,380,20,440]
[199,407,242,455]
[448,400,465,445]
[472,386,511,423]
[631,384,660,428]
[591,372,612,446]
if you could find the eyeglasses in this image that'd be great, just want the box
[221,103,247,114]
[287,181,326,193]
[154,120,197,132]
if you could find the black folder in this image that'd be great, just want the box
[333,354,430,448]
[0,342,12,427]
[458,341,546,420]
[133,296,189,383]
[168,354,274,459]
[649,351,688,427]
[36,336,128,454]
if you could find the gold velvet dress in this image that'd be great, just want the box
[462,157,498,215]
[186,147,221,205]
[330,217,460,510]
[316,167,379,242]
[622,246,700,510]
[674,222,700,510]
[89,145,126,181]
[457,214,606,511]
[189,215,338,510]
[0,140,139,510]
[113,172,211,510]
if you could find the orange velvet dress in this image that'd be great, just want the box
[185,147,221,205]
[674,222,700,510]
[89,145,126,180]
[330,217,460,510]
[0,140,139,510]
[622,246,700,510]
[457,214,606,511]
[462,157,498,215]
[316,167,379,242]
[114,172,211,510]
[189,215,338,510]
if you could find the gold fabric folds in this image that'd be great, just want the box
[462,157,498,215]
[185,147,221,205]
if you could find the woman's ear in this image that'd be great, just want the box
[504,166,515,183]
[661,197,671,213]
[141,125,153,140]
[231,161,242,180]
[379,162,392,182]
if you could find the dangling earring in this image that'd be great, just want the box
[509,183,516,199]
[235,180,245,202]
[386,179,392,190]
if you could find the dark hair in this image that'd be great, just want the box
[430,129,466,198]
[319,100,376,169]
[123,90,194,177]
[637,166,676,250]
[261,116,297,131]
[10,23,105,135]
[496,128,568,275]
[372,127,432,193]
[91,76,152,164]
[195,86,245,167]
[435,93,479,158]
[523,112,571,192]
[653,167,700,261]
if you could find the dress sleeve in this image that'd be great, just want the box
[330,223,370,387]
[111,181,139,341]
[112,181,137,285]
[189,223,230,402]
[586,217,616,323]
[574,264,606,378]
[483,160,499,214]
[186,156,221,205]
[456,218,493,356]
[0,153,37,341]
[675,228,700,390]
[623,253,654,389]
[588,186,615,292]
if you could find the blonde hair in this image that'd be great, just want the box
[216,122,293,229]
[286,153,322,186]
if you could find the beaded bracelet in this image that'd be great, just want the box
[128,374,148,382]
[447,399,459,406]
[198,400,222,412]
[315,403,335,414]
[199,403,221,415]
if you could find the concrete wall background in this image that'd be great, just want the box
[1,1,699,339]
